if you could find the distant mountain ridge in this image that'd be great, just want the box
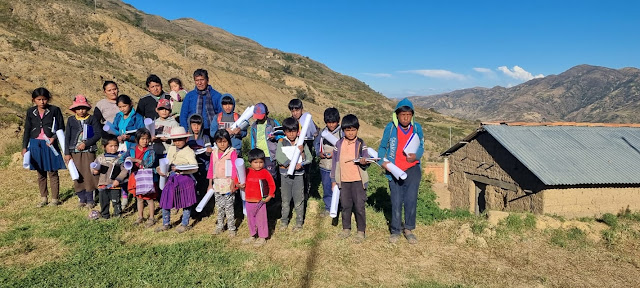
[410,65,640,123]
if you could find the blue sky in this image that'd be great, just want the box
[122,0,640,98]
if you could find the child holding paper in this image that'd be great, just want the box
[152,99,179,158]
[377,98,425,244]
[118,128,157,227]
[156,127,198,233]
[330,114,370,243]
[187,114,213,214]
[238,148,276,246]
[207,129,239,237]
[22,87,66,207]
[276,117,312,231]
[64,95,102,208]
[113,95,144,152]
[93,135,128,219]
[210,94,247,156]
[314,107,342,217]
[249,103,282,179]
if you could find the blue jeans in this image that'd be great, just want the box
[162,207,191,226]
[389,164,421,235]
[320,168,332,211]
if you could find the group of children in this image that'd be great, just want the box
[23,85,395,245]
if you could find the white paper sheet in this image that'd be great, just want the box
[158,158,170,190]
[22,151,30,169]
[68,159,80,181]
[56,129,66,154]
[329,185,341,218]
[403,133,419,154]
[123,158,134,171]
[195,188,214,212]
[321,130,339,146]
[103,121,118,135]
[287,113,312,175]
[383,158,407,180]
[235,158,247,215]
[144,118,155,138]
[230,105,255,129]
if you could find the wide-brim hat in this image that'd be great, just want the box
[69,94,92,110]
[165,126,192,139]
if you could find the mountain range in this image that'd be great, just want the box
[410,65,640,123]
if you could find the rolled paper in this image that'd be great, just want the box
[321,130,339,146]
[366,147,378,159]
[195,188,214,212]
[329,185,340,218]
[123,158,134,171]
[90,161,100,170]
[242,200,247,216]
[44,138,59,156]
[68,159,80,181]
[230,105,255,129]
[403,133,419,154]
[144,118,155,138]
[287,113,312,175]
[235,158,247,215]
[383,158,407,180]
[237,120,250,130]
[225,159,232,177]
[103,121,118,135]
[158,158,170,190]
[22,151,31,169]
[55,129,66,154]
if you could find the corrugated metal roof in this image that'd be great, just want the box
[483,125,640,185]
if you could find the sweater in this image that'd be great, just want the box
[22,105,65,149]
[209,94,247,152]
[64,114,102,155]
[166,145,198,174]
[95,153,128,185]
[244,168,276,202]
[136,92,171,120]
[94,99,119,124]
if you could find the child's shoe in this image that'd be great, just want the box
[212,227,223,235]
[155,224,170,233]
[253,238,266,247]
[388,234,400,244]
[133,217,144,226]
[278,224,288,231]
[338,229,351,239]
[242,237,257,244]
[48,199,60,206]
[37,197,48,208]
[292,224,303,232]
[121,197,128,210]
[77,202,86,209]
[228,230,237,238]
[87,203,96,209]
[145,218,157,228]
[354,231,365,243]
[175,225,190,234]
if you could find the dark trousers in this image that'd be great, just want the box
[340,181,367,232]
[320,168,332,211]
[76,190,94,204]
[37,170,59,199]
[389,164,421,235]
[99,188,121,218]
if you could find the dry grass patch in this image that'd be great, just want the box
[0,237,66,266]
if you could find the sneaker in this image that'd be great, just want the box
[48,199,60,207]
[320,210,330,218]
[253,238,266,247]
[228,230,237,238]
[175,225,190,234]
[338,229,351,239]
[133,217,144,226]
[404,230,418,244]
[278,224,288,231]
[121,198,128,210]
[243,237,257,244]
[292,224,303,232]
[354,231,365,243]
[37,197,48,208]
[389,234,400,244]
[77,202,86,209]
[212,227,223,235]
[145,218,157,228]
[155,224,170,233]
[87,203,96,209]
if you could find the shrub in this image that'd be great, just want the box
[602,228,618,247]
[601,213,618,228]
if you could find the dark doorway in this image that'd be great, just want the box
[474,181,487,215]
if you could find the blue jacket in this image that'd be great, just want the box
[377,98,425,180]
[112,110,144,151]
[209,94,247,152]
[179,85,223,131]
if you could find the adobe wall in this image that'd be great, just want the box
[448,133,545,213]
[543,187,640,218]
[424,162,445,183]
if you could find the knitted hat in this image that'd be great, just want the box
[69,94,92,110]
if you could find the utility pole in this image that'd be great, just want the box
[449,127,452,147]
[184,40,187,58]
[94,0,97,11]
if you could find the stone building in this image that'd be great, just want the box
[441,122,640,218]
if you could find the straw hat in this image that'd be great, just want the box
[165,126,192,139]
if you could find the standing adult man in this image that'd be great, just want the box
[377,98,425,245]
[137,74,171,120]
[179,69,222,136]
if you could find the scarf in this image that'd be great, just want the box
[196,88,216,126]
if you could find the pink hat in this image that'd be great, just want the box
[69,94,91,110]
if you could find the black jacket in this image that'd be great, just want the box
[64,115,102,155]
[22,105,65,149]
[136,92,171,120]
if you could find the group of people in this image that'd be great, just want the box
[21,68,425,245]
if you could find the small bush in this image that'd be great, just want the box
[550,227,588,248]
[602,228,618,247]
[471,219,488,235]
[601,213,618,228]
[524,213,536,229]
[619,207,640,222]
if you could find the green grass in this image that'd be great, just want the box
[550,227,588,248]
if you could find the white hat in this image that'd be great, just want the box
[165,126,192,139]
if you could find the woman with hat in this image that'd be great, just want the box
[155,127,199,233]
[64,94,102,208]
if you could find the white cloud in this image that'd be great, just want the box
[401,69,466,81]
[473,67,493,74]
[498,65,544,81]
[362,73,392,78]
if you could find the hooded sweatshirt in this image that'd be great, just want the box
[376,98,425,180]
[209,94,247,152]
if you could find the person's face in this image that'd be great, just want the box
[397,111,413,128]
[74,107,89,118]
[173,138,187,149]
[33,95,48,109]
[118,102,132,115]
[290,108,302,120]
[104,83,119,101]
[216,138,229,151]
[194,75,208,91]
[344,127,358,141]
[105,140,118,154]
[169,82,181,92]
[285,129,298,142]
[190,123,201,134]
[147,81,162,97]
[222,103,233,114]
[250,158,264,171]
[137,135,150,148]
[326,122,339,132]
[156,107,171,119]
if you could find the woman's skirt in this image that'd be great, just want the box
[28,139,65,171]
[71,152,98,192]
[160,173,197,209]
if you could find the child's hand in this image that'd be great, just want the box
[295,163,303,170]
[112,180,119,188]
[156,166,165,176]
[206,147,213,154]
[264,196,272,203]
[92,169,99,175]
[238,183,246,189]
[76,142,86,151]
[358,157,368,165]
[381,161,390,170]
[207,184,213,192]
[406,153,417,163]
[64,155,72,163]
[297,145,304,153]
[332,182,337,190]
[22,148,27,156]
[117,135,125,142]
[46,137,55,147]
